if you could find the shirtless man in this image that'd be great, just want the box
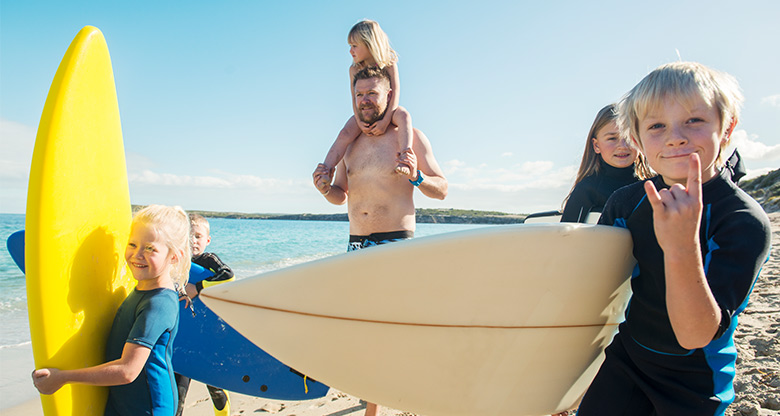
[313,66,448,239]
[311,66,447,416]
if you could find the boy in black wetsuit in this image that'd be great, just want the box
[576,62,771,416]
[175,214,235,416]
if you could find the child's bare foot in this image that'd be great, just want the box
[395,163,411,176]
[395,148,413,176]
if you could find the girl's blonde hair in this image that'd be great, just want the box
[617,61,743,167]
[132,205,191,289]
[563,105,653,207]
[348,19,398,70]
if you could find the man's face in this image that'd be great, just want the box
[354,77,390,125]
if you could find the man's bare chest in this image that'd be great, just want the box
[344,134,399,174]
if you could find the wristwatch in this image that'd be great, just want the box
[409,170,424,186]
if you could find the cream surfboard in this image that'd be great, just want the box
[26,26,134,415]
[201,223,635,416]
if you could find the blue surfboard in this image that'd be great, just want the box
[6,230,25,273]
[5,230,328,400]
[173,263,329,399]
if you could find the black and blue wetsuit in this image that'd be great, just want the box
[577,168,771,415]
[175,252,234,416]
[561,159,638,223]
[191,252,234,294]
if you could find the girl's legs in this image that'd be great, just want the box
[319,116,363,187]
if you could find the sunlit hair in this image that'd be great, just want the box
[353,66,391,89]
[563,104,653,208]
[617,61,743,167]
[132,205,191,289]
[348,19,398,70]
[189,213,210,236]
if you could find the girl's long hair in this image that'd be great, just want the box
[562,104,652,208]
[348,19,398,70]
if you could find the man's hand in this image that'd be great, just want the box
[644,153,703,252]
[312,163,334,195]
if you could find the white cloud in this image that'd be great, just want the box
[760,94,780,108]
[0,119,36,212]
[728,130,780,161]
[501,152,513,157]
[128,169,310,193]
[441,159,577,194]
[0,119,35,180]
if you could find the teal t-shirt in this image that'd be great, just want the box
[105,287,179,416]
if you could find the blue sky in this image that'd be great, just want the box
[1,0,778,215]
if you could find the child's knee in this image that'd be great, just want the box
[342,116,362,136]
[394,106,411,123]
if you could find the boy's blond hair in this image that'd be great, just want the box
[189,213,210,236]
[617,61,743,167]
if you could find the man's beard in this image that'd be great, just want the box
[358,104,387,125]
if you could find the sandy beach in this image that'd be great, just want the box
[5,213,779,416]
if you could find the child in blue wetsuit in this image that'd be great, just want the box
[561,104,652,223]
[576,62,771,416]
[175,213,235,416]
[33,205,191,416]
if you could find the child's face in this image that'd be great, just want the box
[125,223,176,289]
[349,40,371,64]
[636,95,725,186]
[191,223,210,257]
[592,121,637,169]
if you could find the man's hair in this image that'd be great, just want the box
[618,61,743,166]
[352,66,391,89]
[189,213,210,235]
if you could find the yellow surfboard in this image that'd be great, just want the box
[26,26,134,415]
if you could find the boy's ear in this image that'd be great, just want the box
[724,117,738,138]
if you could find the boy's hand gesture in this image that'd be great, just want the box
[644,153,703,252]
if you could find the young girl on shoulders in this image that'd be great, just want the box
[33,204,191,416]
[314,19,414,191]
[561,104,652,223]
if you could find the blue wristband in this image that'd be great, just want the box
[409,170,424,186]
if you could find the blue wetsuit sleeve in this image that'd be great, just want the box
[194,252,235,293]
[704,210,771,339]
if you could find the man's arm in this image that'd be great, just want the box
[400,129,447,200]
[316,159,348,206]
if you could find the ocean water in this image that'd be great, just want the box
[0,213,490,408]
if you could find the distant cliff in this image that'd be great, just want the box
[183,208,527,224]
[144,169,779,222]
[740,168,780,213]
